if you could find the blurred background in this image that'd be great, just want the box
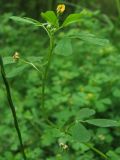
[0,0,120,160]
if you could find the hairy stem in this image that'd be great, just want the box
[0,56,27,160]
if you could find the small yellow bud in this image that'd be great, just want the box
[13,52,20,61]
[57,4,65,14]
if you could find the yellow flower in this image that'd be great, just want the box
[57,4,65,14]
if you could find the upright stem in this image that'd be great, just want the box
[116,0,120,18]
[42,35,54,109]
[0,56,27,160]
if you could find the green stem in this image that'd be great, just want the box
[0,56,27,160]
[85,143,109,160]
[42,35,54,110]
[116,0,120,17]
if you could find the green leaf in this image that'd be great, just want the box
[10,16,42,26]
[62,9,89,27]
[69,123,91,142]
[3,57,15,65]
[107,151,120,160]
[86,119,119,127]
[7,64,28,78]
[41,11,59,28]
[41,127,62,146]
[69,31,109,46]
[101,98,112,105]
[76,108,96,120]
[54,38,73,56]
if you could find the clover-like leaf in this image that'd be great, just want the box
[86,119,119,127]
[10,16,42,26]
[41,11,59,28]
[6,64,29,78]
[76,108,96,120]
[62,9,90,27]
[69,123,91,142]
[69,31,109,46]
[3,57,15,65]
[54,38,73,56]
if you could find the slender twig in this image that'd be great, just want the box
[20,59,42,74]
[0,56,27,160]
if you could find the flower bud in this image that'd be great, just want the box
[59,142,68,150]
[13,52,20,61]
[57,4,65,14]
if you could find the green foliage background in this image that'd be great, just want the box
[0,0,120,160]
